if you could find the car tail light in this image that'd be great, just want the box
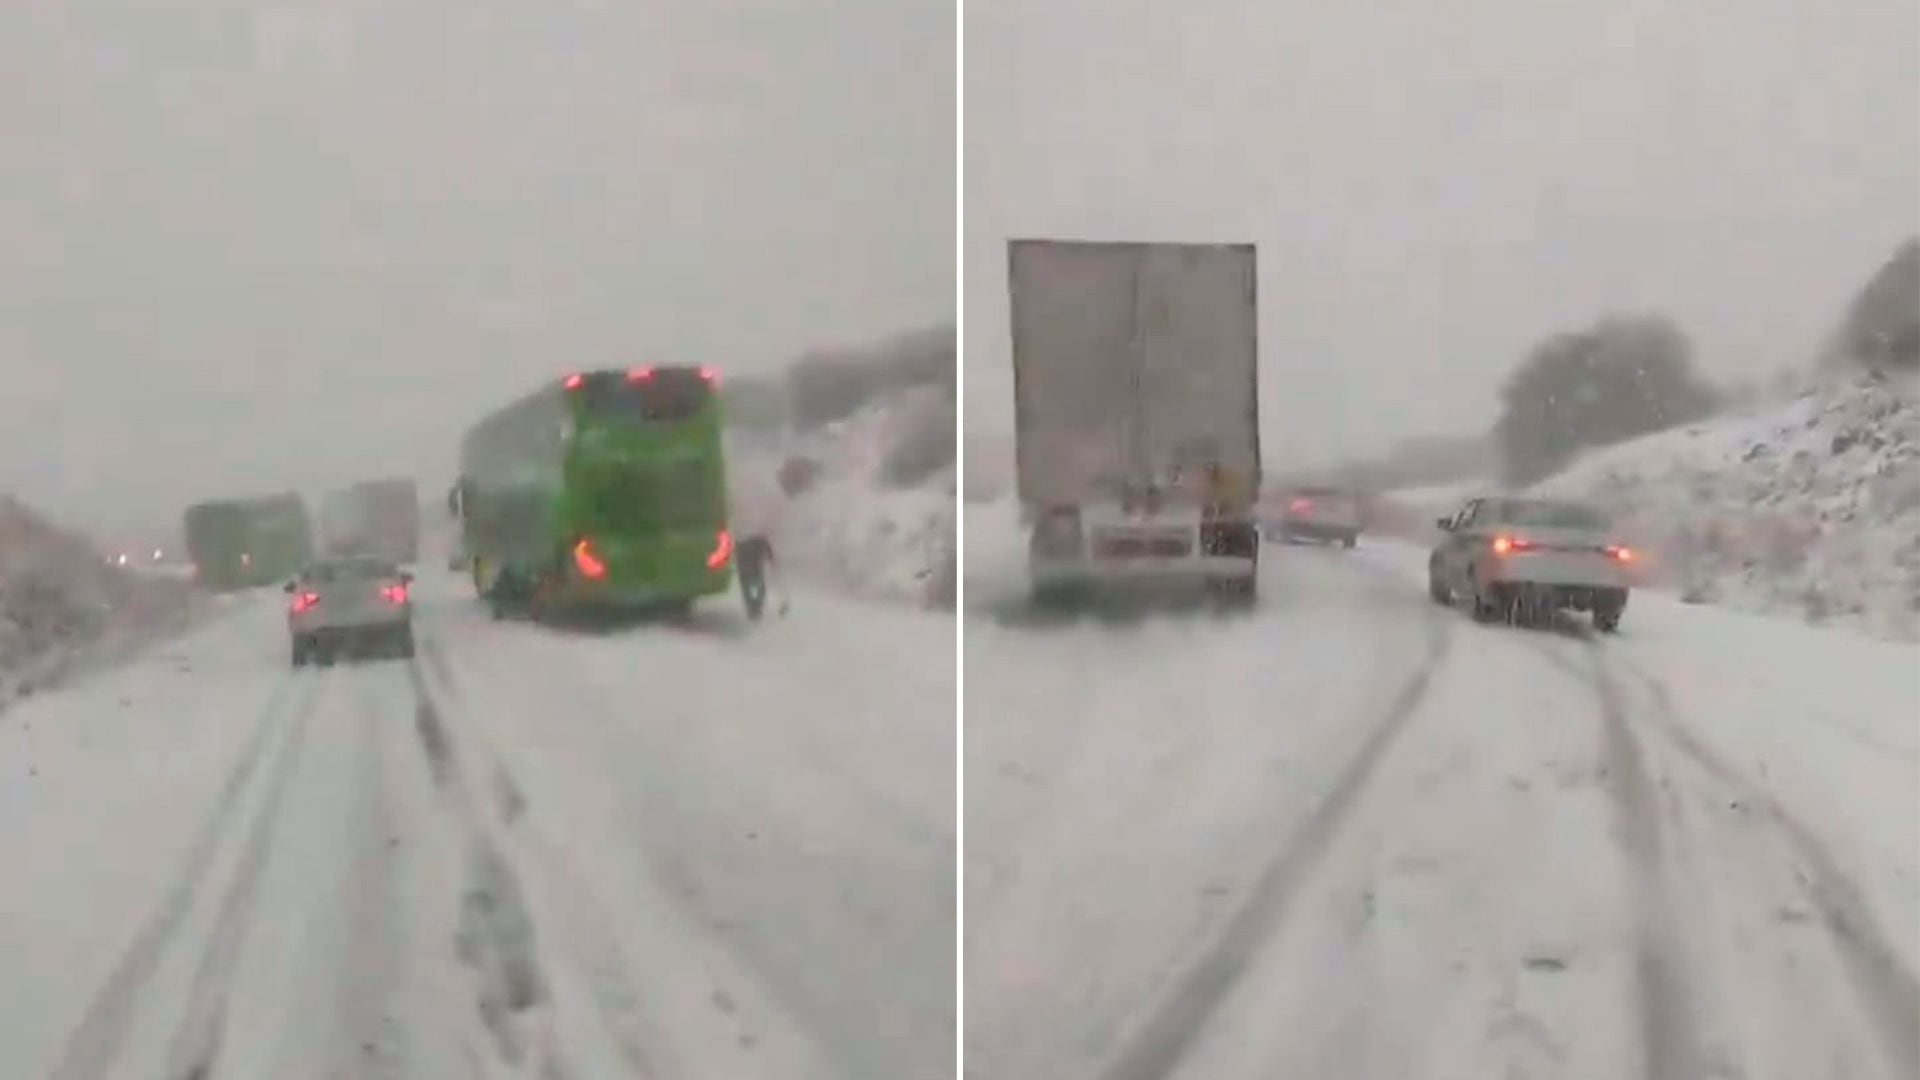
[290,591,320,614]
[1606,544,1635,563]
[573,538,608,579]
[707,529,733,570]
[628,365,655,382]
[1491,534,1536,556]
[698,365,719,386]
[1290,498,1312,513]
[563,372,584,390]
[380,583,409,604]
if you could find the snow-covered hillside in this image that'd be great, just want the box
[729,361,956,612]
[0,496,202,704]
[1532,372,1919,641]
[1379,373,1920,642]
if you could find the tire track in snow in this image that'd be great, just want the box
[326,674,411,1079]
[1095,613,1454,1080]
[46,674,318,1080]
[1576,645,1703,1080]
[1615,659,1920,1079]
[404,646,615,1080]
[1361,553,1714,1078]
[413,633,672,1079]
[161,673,322,1080]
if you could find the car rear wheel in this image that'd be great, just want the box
[1427,569,1451,605]
[1471,579,1506,623]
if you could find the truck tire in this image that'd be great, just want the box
[1208,573,1257,611]
[1593,591,1626,633]
[1030,581,1083,610]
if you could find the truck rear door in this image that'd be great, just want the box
[1134,243,1260,498]
[1008,240,1145,509]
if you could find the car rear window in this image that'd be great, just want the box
[1500,500,1608,529]
[307,560,394,583]
[578,368,713,422]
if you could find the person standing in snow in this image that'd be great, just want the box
[735,533,785,620]
[730,484,789,621]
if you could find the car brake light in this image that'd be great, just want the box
[1290,498,1312,513]
[1607,544,1635,563]
[380,584,409,604]
[707,529,733,570]
[563,372,584,390]
[628,366,655,382]
[698,365,719,386]
[290,591,319,614]
[1491,534,1535,555]
[573,538,608,579]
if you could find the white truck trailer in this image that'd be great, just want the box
[1008,239,1262,606]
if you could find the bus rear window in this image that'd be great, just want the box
[577,369,713,422]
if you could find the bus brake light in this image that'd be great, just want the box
[707,529,733,570]
[573,538,608,579]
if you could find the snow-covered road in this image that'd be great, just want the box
[965,510,1919,1080]
[0,571,954,1080]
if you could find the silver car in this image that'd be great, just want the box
[285,557,416,666]
[1427,496,1634,631]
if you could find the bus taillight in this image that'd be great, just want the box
[573,538,608,580]
[706,529,733,570]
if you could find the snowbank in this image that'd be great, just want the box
[1377,374,1920,642]
[1530,372,1919,641]
[0,496,203,703]
[730,383,956,612]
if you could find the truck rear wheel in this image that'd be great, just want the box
[1208,573,1257,611]
[1030,581,1085,610]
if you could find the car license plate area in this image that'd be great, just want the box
[1094,529,1192,559]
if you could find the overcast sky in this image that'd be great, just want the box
[2,0,953,538]
[965,0,1919,468]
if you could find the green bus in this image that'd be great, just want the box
[457,365,734,618]
[183,493,315,591]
